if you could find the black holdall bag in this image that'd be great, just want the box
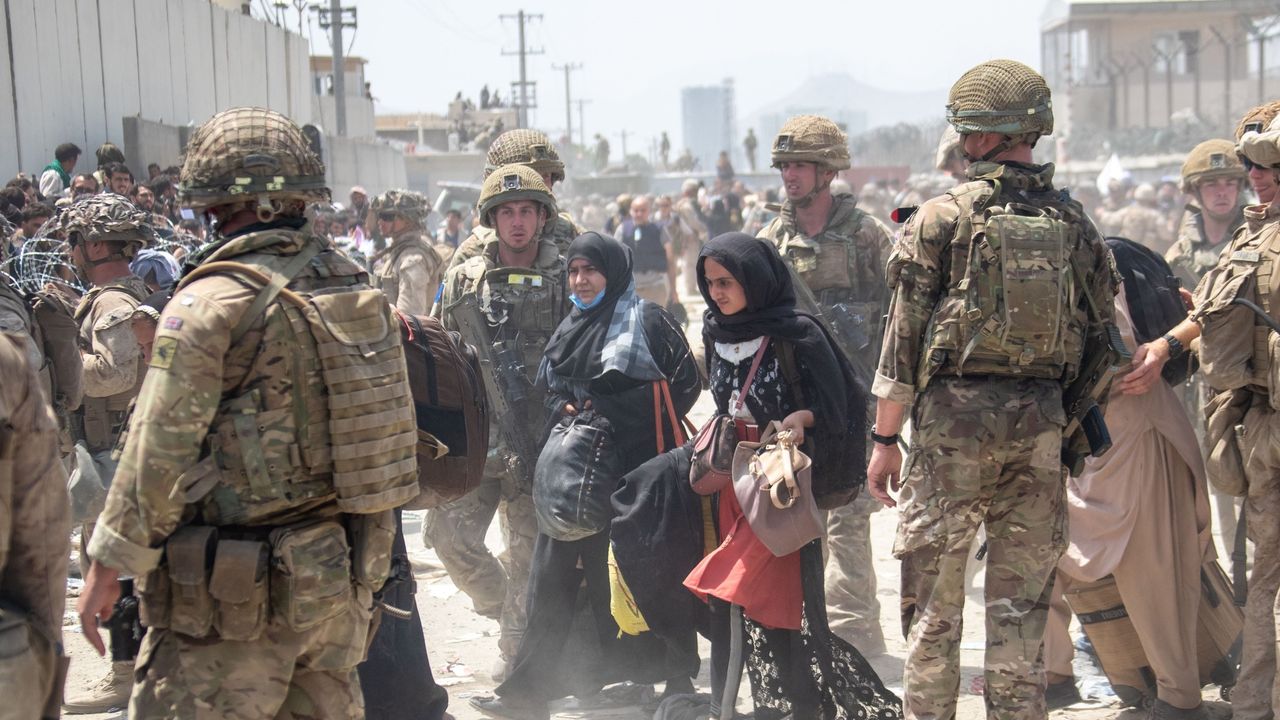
[533,410,624,541]
[1105,236,1199,386]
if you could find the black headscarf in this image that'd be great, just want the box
[697,232,863,431]
[543,232,640,381]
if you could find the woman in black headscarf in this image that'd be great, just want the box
[473,232,701,720]
[684,232,901,720]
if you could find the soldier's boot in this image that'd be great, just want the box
[62,661,133,714]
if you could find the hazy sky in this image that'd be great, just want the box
[313,0,1048,153]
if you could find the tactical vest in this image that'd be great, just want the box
[1198,220,1280,401]
[461,258,567,377]
[373,233,440,309]
[765,198,887,367]
[919,180,1090,386]
[174,237,418,525]
[74,277,149,452]
[1169,205,1245,289]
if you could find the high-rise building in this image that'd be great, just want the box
[681,78,738,173]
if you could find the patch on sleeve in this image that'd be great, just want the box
[163,316,184,330]
[150,336,178,369]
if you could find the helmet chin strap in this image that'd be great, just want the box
[792,172,833,209]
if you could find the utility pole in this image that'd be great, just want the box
[318,0,358,136]
[574,98,591,148]
[551,62,581,147]
[500,10,544,127]
[616,129,630,159]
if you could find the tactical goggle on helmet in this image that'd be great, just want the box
[1237,117,1280,172]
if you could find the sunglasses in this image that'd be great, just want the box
[377,211,399,222]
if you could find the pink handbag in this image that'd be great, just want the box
[731,421,823,557]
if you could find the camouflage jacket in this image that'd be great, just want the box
[74,275,149,401]
[759,194,893,371]
[446,212,580,272]
[88,229,389,576]
[1166,204,1246,291]
[0,331,69,635]
[372,230,444,316]
[875,161,1116,406]
[1110,203,1173,255]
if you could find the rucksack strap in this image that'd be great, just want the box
[177,242,320,345]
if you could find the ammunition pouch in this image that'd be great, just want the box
[1205,388,1252,497]
[269,520,352,632]
[346,510,396,594]
[76,397,128,454]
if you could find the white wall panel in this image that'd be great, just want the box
[133,0,170,122]
[98,0,141,146]
[75,0,109,154]
[0,2,19,173]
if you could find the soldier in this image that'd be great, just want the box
[428,164,568,680]
[1110,183,1173,254]
[447,129,580,271]
[76,106,418,718]
[1167,140,1248,290]
[757,113,893,656]
[743,128,759,172]
[675,178,708,295]
[866,60,1116,719]
[0,331,71,719]
[370,189,445,316]
[60,194,153,715]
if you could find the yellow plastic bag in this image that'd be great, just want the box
[607,545,650,636]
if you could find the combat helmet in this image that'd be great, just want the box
[1238,114,1280,170]
[770,115,851,171]
[477,164,557,229]
[484,129,565,184]
[1236,101,1280,141]
[179,106,329,219]
[946,59,1053,138]
[1181,139,1245,193]
[375,189,430,230]
[60,193,152,260]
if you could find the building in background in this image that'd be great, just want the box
[681,79,739,173]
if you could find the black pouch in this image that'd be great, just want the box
[166,526,217,637]
[210,539,270,641]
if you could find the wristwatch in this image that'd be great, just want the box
[1161,333,1185,360]
[870,426,900,446]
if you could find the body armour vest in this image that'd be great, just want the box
[74,275,150,452]
[166,231,418,526]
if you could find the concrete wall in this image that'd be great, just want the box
[404,153,487,195]
[323,136,407,199]
[0,0,311,179]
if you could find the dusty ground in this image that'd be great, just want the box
[61,287,1236,719]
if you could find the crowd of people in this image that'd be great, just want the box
[4,55,1280,720]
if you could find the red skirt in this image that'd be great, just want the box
[683,484,803,631]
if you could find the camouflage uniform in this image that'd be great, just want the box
[74,275,149,448]
[429,167,569,663]
[447,213,579,272]
[1109,201,1172,254]
[0,331,71,719]
[875,61,1115,720]
[370,190,444,316]
[0,277,82,437]
[760,192,893,653]
[87,107,416,719]
[1193,191,1280,720]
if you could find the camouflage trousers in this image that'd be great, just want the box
[423,450,538,659]
[129,622,367,719]
[0,618,61,720]
[824,493,885,654]
[894,377,1066,720]
[1235,468,1280,720]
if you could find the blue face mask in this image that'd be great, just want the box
[570,291,605,311]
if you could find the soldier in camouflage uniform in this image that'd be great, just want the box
[757,114,892,655]
[1110,183,1173,254]
[446,129,580,271]
[0,330,71,719]
[60,194,153,714]
[428,165,568,678]
[77,107,418,719]
[866,60,1116,720]
[369,189,444,316]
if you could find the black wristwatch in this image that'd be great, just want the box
[1161,333,1185,360]
[870,427,900,446]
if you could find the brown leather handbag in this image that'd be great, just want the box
[689,339,770,495]
[731,421,823,557]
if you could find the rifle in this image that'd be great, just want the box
[445,294,537,492]
[782,261,876,393]
[1061,322,1129,476]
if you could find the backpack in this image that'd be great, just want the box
[396,311,489,510]
[1106,236,1198,386]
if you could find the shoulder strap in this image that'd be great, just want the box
[774,340,807,411]
[732,338,772,416]
[177,242,320,345]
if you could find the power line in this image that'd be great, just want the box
[551,62,581,145]
[499,10,543,127]
[317,0,358,136]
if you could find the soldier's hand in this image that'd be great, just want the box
[1118,341,1166,396]
[78,561,122,656]
[867,443,903,508]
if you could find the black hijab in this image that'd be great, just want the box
[697,232,863,431]
[543,232,636,381]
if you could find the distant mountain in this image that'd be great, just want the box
[745,72,947,136]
